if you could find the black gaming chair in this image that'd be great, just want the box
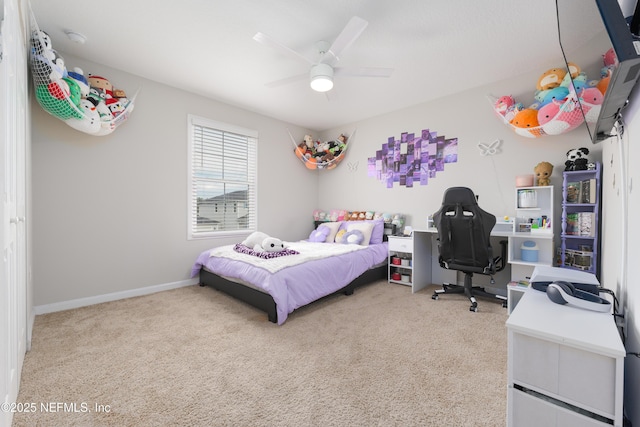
[431,187,508,312]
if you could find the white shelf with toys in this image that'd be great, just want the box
[507,185,555,281]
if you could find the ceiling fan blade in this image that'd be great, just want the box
[253,32,313,64]
[264,72,308,88]
[324,16,368,64]
[334,67,394,78]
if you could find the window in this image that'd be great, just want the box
[188,115,257,239]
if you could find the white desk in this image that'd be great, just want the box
[418,227,554,281]
[387,228,555,295]
[506,289,625,426]
[388,229,515,292]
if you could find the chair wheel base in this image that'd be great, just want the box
[432,293,439,300]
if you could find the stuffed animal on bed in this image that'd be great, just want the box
[260,237,287,252]
[242,231,287,253]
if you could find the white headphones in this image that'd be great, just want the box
[546,281,611,313]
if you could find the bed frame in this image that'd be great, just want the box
[199,222,395,323]
[199,263,387,323]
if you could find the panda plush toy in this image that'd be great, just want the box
[564,147,590,171]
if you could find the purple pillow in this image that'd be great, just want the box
[309,225,330,242]
[341,229,365,245]
[368,219,384,244]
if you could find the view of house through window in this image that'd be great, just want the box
[188,115,257,238]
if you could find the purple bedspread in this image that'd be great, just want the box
[191,242,388,324]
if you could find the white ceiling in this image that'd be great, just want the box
[29,0,575,131]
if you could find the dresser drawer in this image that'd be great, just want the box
[512,332,616,417]
[388,237,412,253]
[509,387,610,427]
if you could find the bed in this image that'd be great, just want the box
[191,219,393,324]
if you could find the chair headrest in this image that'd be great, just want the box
[441,187,478,206]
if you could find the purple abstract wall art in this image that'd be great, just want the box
[368,129,458,188]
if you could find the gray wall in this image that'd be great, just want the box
[317,70,602,237]
[31,53,317,307]
[314,70,603,289]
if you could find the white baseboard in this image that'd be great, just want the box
[34,278,199,315]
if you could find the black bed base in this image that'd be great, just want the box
[199,264,387,323]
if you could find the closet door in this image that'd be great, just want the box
[0,0,28,422]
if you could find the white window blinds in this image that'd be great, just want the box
[188,115,257,239]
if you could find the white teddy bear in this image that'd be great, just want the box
[242,231,287,253]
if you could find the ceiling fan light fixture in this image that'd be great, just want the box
[310,63,334,92]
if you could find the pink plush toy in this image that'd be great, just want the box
[537,101,560,128]
[541,95,584,135]
[579,87,604,124]
[494,95,515,117]
[603,48,618,68]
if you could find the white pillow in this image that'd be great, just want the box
[345,221,375,246]
[320,221,342,243]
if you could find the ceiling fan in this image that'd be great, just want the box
[253,16,394,92]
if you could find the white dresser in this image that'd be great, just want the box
[506,289,625,426]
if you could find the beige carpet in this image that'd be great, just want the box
[13,281,508,427]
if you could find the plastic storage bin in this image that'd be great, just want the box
[520,241,539,262]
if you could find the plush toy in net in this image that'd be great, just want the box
[491,56,611,138]
[29,14,136,136]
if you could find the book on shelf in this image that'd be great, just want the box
[578,212,595,237]
[572,251,593,270]
[565,212,579,235]
[565,212,595,236]
[561,248,594,270]
[579,178,597,204]
[566,181,581,203]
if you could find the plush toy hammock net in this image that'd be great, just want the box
[288,129,356,170]
[489,89,601,139]
[29,8,136,136]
